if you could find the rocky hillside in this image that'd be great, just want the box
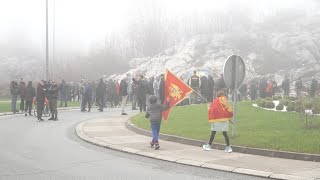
[120,16,320,84]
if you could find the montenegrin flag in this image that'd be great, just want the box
[208,96,233,122]
[162,70,193,122]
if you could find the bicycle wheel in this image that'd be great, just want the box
[43,105,50,117]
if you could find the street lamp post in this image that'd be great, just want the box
[46,0,49,81]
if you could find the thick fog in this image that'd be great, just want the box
[1,0,319,95]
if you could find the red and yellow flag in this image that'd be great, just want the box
[162,70,193,122]
[208,96,233,122]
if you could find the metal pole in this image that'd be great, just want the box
[46,0,49,81]
[232,55,238,137]
[52,0,55,80]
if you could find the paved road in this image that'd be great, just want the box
[0,108,266,180]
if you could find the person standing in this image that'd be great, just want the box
[159,74,165,105]
[207,75,214,102]
[18,78,26,112]
[189,71,200,104]
[36,80,46,121]
[47,81,59,120]
[96,78,107,112]
[281,75,290,97]
[239,83,248,101]
[249,80,258,101]
[82,81,93,112]
[133,75,148,112]
[200,75,209,103]
[295,76,303,97]
[153,76,160,102]
[310,78,318,97]
[24,81,36,116]
[119,78,128,115]
[215,74,227,98]
[79,80,86,111]
[202,91,233,152]
[10,80,19,114]
[59,80,68,107]
[131,80,138,110]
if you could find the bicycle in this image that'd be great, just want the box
[33,97,51,117]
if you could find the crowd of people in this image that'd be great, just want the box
[8,72,320,123]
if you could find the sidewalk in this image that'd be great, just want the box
[76,113,320,180]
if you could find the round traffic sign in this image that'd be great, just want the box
[223,55,246,89]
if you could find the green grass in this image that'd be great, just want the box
[132,102,320,154]
[0,101,80,113]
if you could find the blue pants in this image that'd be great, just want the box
[151,123,161,142]
[11,95,17,113]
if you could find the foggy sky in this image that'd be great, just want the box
[0,0,318,55]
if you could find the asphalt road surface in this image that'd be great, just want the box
[0,108,267,180]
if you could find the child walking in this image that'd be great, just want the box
[145,95,170,150]
[203,90,233,153]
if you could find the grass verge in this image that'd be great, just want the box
[131,101,320,154]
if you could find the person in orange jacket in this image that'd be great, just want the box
[202,90,233,153]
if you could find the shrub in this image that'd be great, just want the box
[280,99,291,106]
[312,98,320,114]
[265,97,273,101]
[286,96,299,101]
[265,101,275,109]
[272,96,283,100]
[276,103,284,110]
[256,99,266,108]
[295,99,305,113]
[286,102,296,112]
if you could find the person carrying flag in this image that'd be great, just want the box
[145,96,170,150]
[202,90,233,153]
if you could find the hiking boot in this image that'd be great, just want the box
[224,146,232,153]
[202,144,212,151]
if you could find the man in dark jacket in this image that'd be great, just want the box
[200,76,209,103]
[249,80,258,101]
[239,83,248,101]
[207,75,214,102]
[47,81,59,120]
[24,81,36,116]
[119,78,128,115]
[82,81,93,112]
[19,78,26,112]
[36,80,46,121]
[310,78,318,97]
[281,75,290,97]
[188,71,200,104]
[59,80,68,107]
[96,78,107,112]
[159,74,165,105]
[215,74,227,98]
[10,80,19,113]
[133,75,148,112]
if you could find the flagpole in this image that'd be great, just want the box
[191,89,209,103]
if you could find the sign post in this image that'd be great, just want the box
[223,55,246,136]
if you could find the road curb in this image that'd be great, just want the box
[125,120,320,162]
[0,107,79,117]
[75,118,317,180]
